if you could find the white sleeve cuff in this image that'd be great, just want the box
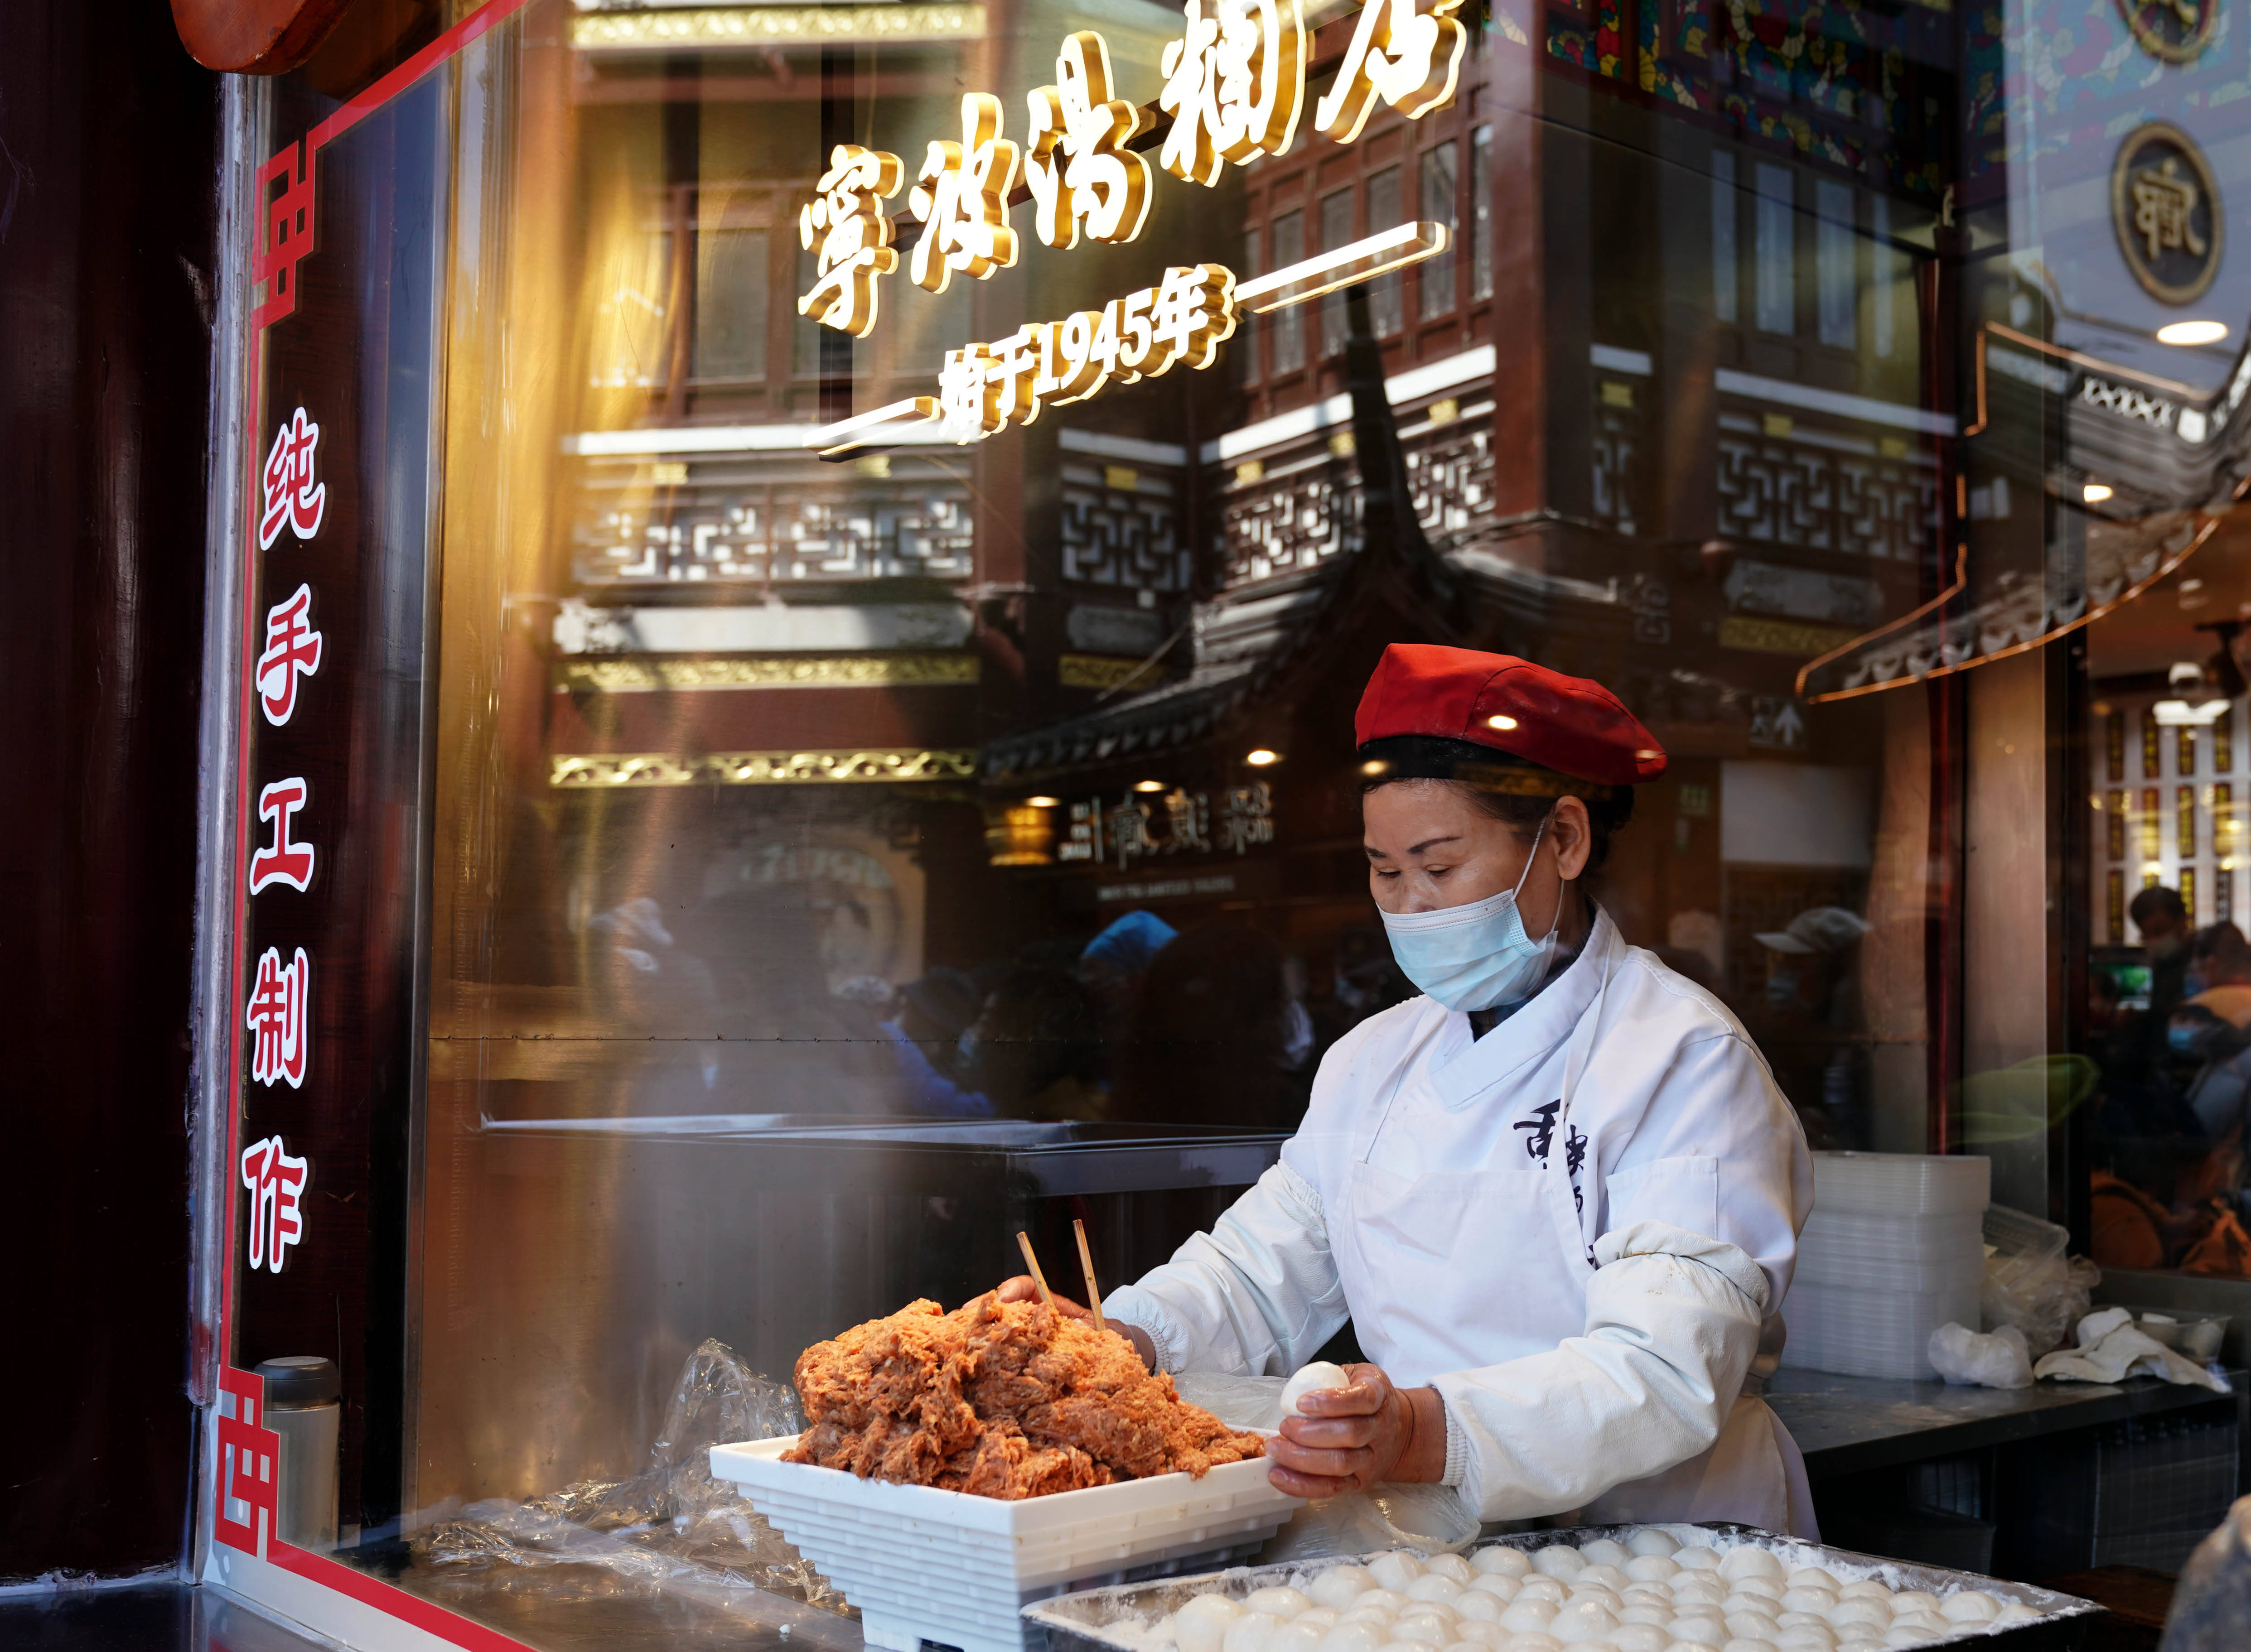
[1439,1396,1469,1488]
[1101,1289,1185,1374]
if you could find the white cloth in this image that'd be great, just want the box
[1104,908,1818,1534]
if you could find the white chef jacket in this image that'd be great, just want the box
[1104,907,1819,1536]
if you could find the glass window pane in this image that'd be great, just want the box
[1755,163,1794,335]
[1367,168,1401,337]
[1419,141,1457,320]
[1712,150,1737,324]
[1319,187,1354,357]
[1470,124,1493,302]
[692,225,768,381]
[1270,207,1304,373]
[1816,180,1855,349]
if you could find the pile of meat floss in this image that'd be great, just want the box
[785,1295,1265,1499]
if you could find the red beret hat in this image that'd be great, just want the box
[1354,645,1667,786]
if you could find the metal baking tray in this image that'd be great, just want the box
[1021,1522,2103,1652]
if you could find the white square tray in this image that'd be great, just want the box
[710,1435,1302,1652]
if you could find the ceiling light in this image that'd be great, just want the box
[2083,482,2114,503]
[1246,748,1281,766]
[1025,795,1060,807]
[2154,699,2231,726]
[2158,320,2230,347]
[1487,714,1519,731]
[1133,779,1166,792]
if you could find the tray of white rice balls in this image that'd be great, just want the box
[1019,1524,2101,1652]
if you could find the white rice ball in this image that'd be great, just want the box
[1629,1531,1683,1558]
[1311,1570,1376,1611]
[1547,1602,1619,1643]
[1724,1613,1780,1641]
[1175,1597,1244,1652]
[1719,1550,1785,1585]
[1270,1622,1327,1652]
[1407,1577,1465,1605]
[1280,1362,1352,1416]
[1669,1576,1727,1605]
[1721,1597,1779,1622]
[1450,1623,1509,1649]
[1610,1626,1670,1652]
[1729,1577,1784,1603]
[1372,1640,1425,1652]
[1565,1584,1623,1613]
[1778,1590,1837,1615]
[1248,1589,1314,1619]
[1453,1592,1504,1623]
[1836,1584,1893,1604]
[1938,1592,2000,1624]
[1499,1599,1561,1632]
[1339,1609,1398,1630]
[1389,1615,1450,1645]
[1516,1578,1569,1605]
[1991,1604,2042,1626]
[1425,1556,1476,1587]
[1580,1540,1634,1569]
[1353,1591,1412,1616]
[1773,1629,1836,1652]
[1296,1611,1341,1632]
[1669,1614,1727,1645]
[1224,1610,1282,1652]
[1579,1565,1632,1594]
[1622,1604,1675,1627]
[1787,1570,1839,1594]
[1885,1613,1948,1643]
[1826,1599,1888,1629]
[1506,1636,1563,1652]
[1666,1642,1723,1652]
[1316,1622,1386,1652]
[1720,1638,1779,1652]
[1370,1555,1428,1593]
[1627,1556,1681,1584]
[1474,1547,1533,1578]
[1885,1594,1939,1619]
[1672,1548,1724,1573]
[1532,1548,1589,1580]
[1467,1575,1521,1603]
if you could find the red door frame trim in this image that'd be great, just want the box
[218,5,540,1649]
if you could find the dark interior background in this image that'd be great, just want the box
[0,1,220,1582]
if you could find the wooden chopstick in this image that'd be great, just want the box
[1015,1230,1055,1310]
[1073,1218,1109,1337]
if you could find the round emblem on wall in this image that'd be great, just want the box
[2115,0,2218,63]
[2111,123,2223,305]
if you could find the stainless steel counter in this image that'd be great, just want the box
[1768,1366,2250,1479]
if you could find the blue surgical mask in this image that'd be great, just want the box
[1378,816,1559,1012]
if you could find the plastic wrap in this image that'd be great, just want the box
[412,1338,845,1614]
[1979,1204,2097,1358]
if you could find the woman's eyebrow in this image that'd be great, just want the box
[1366,834,1466,859]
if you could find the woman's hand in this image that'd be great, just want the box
[1266,1363,1448,1497]
[995,1276,1158,1369]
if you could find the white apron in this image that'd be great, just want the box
[1106,909,1819,1536]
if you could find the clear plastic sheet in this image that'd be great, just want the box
[412,1339,846,1615]
[1979,1204,2098,1359]
[1169,1373,1480,1562]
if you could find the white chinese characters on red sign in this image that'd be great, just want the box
[239,1134,309,1273]
[259,406,327,549]
[243,406,327,1279]
[256,584,323,725]
[246,945,311,1089]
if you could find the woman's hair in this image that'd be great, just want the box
[1356,734,1637,874]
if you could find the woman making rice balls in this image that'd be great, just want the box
[1002,644,1816,1535]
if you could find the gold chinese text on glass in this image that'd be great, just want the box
[1158,0,1306,187]
[798,145,904,338]
[910,94,1024,294]
[2111,123,2223,305]
[1028,33,1156,246]
[1314,0,1470,144]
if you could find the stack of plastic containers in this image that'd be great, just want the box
[1782,1151,1991,1380]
